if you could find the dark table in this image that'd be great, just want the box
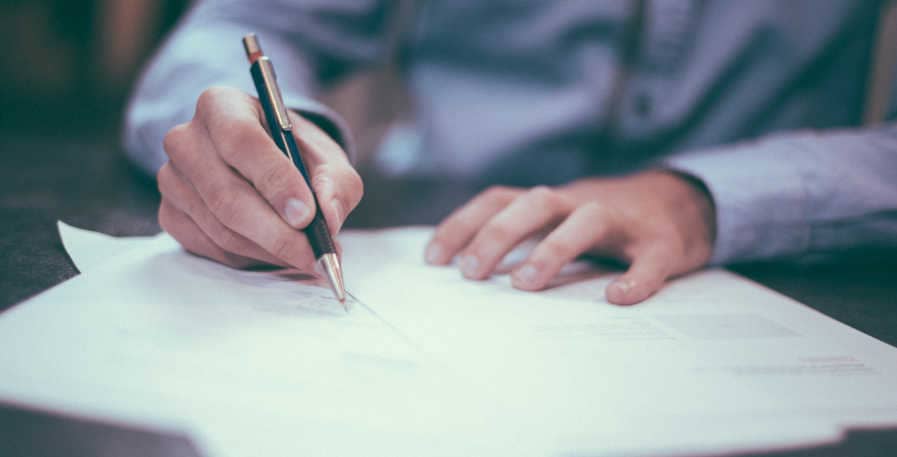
[1,131,895,457]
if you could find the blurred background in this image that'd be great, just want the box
[0,0,189,134]
[0,0,403,160]
[0,0,197,307]
[0,0,407,306]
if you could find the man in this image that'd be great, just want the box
[125,0,897,305]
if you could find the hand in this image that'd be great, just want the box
[157,86,363,270]
[425,171,716,305]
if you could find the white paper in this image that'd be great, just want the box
[60,223,165,273]
[0,223,895,457]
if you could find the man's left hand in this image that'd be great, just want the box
[425,170,717,305]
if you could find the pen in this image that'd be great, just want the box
[242,33,348,309]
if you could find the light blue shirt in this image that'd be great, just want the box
[125,0,897,264]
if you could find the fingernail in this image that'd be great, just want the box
[459,255,480,277]
[284,198,310,228]
[514,264,540,286]
[425,243,444,264]
[611,278,633,295]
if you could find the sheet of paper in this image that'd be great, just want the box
[0,223,895,457]
[60,223,164,273]
[341,230,897,444]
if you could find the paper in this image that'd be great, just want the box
[0,223,895,457]
[60,223,165,273]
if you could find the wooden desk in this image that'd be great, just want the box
[1,131,895,457]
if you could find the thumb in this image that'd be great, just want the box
[606,245,673,305]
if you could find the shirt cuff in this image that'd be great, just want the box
[662,141,813,265]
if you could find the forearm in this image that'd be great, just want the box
[124,0,391,175]
[665,123,897,264]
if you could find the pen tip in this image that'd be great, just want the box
[319,253,348,311]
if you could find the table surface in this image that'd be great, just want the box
[1,131,895,457]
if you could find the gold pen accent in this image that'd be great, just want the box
[242,33,348,309]
[319,253,347,309]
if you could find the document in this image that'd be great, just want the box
[0,222,895,457]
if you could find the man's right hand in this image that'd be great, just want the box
[157,86,363,270]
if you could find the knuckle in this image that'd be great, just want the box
[196,86,231,115]
[162,123,190,160]
[525,186,558,212]
[181,193,201,219]
[345,168,364,206]
[257,162,294,195]
[156,163,174,195]
[578,202,608,220]
[206,189,241,223]
[480,221,514,245]
[482,185,516,203]
[541,238,576,260]
[439,216,476,242]
[269,234,298,262]
[527,185,555,202]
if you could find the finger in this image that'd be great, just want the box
[459,186,572,280]
[197,87,318,230]
[511,203,615,291]
[605,245,672,305]
[308,162,363,236]
[425,186,519,266]
[159,199,262,269]
[157,162,287,267]
[292,113,363,235]
[165,115,316,270]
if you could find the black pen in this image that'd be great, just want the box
[242,33,347,308]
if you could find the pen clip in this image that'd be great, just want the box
[257,57,293,131]
[243,34,293,131]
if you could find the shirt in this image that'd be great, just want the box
[124,0,897,264]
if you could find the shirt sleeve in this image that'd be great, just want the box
[664,121,897,264]
[123,0,394,175]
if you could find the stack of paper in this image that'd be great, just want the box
[0,222,895,457]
